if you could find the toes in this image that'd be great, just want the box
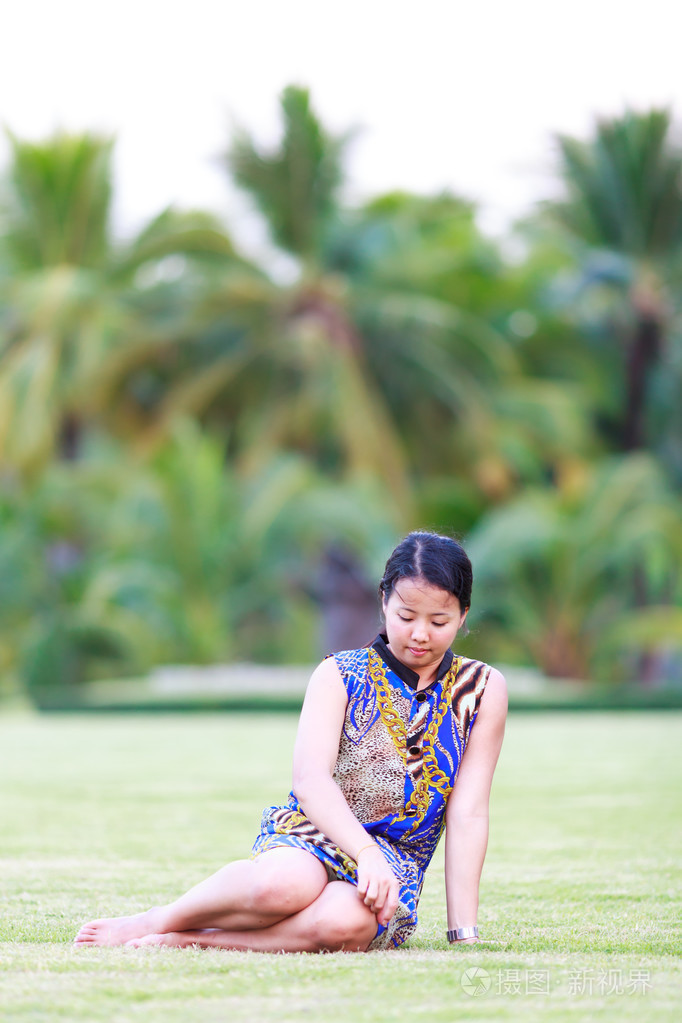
[73,921,103,942]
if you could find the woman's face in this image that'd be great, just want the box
[382,576,467,677]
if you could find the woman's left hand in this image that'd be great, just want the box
[356,845,399,927]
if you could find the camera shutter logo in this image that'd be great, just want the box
[461,967,491,996]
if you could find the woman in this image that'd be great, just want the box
[74,531,507,952]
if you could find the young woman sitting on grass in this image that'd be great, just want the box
[74,530,507,952]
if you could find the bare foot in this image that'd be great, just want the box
[73,907,164,947]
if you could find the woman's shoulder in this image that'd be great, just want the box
[326,644,372,674]
[452,658,507,735]
[455,654,496,684]
[319,645,374,699]
[456,656,507,696]
[305,644,372,690]
[463,660,508,718]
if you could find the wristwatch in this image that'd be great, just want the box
[447,926,479,942]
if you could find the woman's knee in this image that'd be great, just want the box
[246,851,327,915]
[309,884,378,952]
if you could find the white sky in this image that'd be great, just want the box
[3,0,682,246]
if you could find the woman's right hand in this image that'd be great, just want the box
[356,844,400,926]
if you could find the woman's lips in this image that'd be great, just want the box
[409,647,429,656]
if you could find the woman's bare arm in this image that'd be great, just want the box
[444,667,508,943]
[292,656,399,926]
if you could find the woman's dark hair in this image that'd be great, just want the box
[379,531,472,610]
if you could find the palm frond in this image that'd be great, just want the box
[552,109,682,259]
[3,130,113,269]
[226,85,348,260]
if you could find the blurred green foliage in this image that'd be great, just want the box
[1,89,681,702]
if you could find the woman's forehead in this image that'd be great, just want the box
[390,577,460,611]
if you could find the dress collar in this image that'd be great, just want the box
[370,633,454,691]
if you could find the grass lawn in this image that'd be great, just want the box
[1,708,680,1021]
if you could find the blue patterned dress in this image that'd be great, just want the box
[251,635,491,950]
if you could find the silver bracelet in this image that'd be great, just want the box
[447,926,479,942]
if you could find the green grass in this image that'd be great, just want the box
[1,710,680,1021]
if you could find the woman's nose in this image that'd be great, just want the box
[410,621,429,640]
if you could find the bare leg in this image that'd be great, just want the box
[127,880,379,953]
[74,848,328,947]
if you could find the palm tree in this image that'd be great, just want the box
[548,109,682,464]
[221,86,413,513]
[0,130,240,478]
[217,86,591,522]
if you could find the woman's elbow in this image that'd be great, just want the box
[448,808,490,827]
[292,763,332,803]
[447,792,491,826]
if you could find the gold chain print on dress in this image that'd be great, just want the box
[367,649,462,836]
[368,649,409,765]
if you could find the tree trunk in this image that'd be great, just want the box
[622,311,661,451]
[313,545,380,655]
[58,413,82,460]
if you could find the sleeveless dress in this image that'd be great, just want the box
[251,635,491,950]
